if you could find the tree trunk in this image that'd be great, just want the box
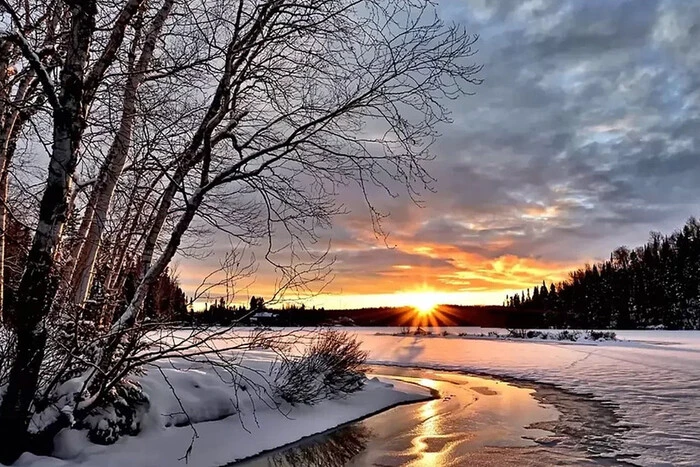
[0,1,96,461]
[0,46,9,320]
[0,165,9,320]
[0,71,39,319]
[70,0,174,306]
[104,190,204,340]
[82,190,204,402]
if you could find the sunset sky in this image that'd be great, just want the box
[179,0,700,309]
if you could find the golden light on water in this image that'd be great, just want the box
[411,378,443,466]
[412,398,441,466]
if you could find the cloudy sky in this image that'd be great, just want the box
[181,0,700,308]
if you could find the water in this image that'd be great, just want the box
[236,366,630,466]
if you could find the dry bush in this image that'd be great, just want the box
[586,330,617,341]
[274,330,368,405]
[79,380,150,445]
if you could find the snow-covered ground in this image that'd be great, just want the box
[17,349,430,467]
[353,327,700,467]
[16,327,700,466]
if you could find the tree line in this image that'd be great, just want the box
[189,297,335,327]
[506,217,700,330]
[2,219,188,324]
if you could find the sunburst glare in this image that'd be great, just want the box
[392,291,460,328]
[413,295,438,315]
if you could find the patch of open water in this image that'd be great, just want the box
[235,366,632,466]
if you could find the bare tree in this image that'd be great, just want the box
[0,0,142,458]
[0,0,481,461]
[0,1,59,317]
[68,0,175,306]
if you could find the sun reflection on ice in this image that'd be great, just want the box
[409,378,457,467]
[411,398,442,466]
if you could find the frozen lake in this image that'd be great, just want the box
[19,327,700,466]
[353,327,700,466]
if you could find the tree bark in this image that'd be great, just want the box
[83,189,204,401]
[0,152,11,321]
[0,1,96,461]
[0,38,14,319]
[69,0,174,306]
[0,71,38,318]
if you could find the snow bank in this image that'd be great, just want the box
[353,327,700,467]
[17,349,430,467]
[381,327,619,342]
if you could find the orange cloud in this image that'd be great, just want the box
[179,234,580,309]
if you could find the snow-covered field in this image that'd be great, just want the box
[354,327,700,467]
[17,327,700,467]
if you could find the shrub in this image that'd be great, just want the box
[586,330,617,341]
[274,330,368,405]
[80,380,150,445]
[556,330,581,341]
[506,328,527,339]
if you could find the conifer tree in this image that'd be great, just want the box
[506,218,700,330]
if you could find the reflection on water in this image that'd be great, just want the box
[238,366,630,466]
[240,423,371,467]
[412,399,439,466]
[410,377,444,466]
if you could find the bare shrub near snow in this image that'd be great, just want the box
[40,328,313,449]
[587,330,617,341]
[275,330,368,405]
[555,330,581,341]
[80,380,150,445]
[505,329,616,342]
[506,328,527,339]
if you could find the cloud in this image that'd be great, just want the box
[183,0,700,307]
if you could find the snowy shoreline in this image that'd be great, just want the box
[228,380,437,466]
[17,360,432,467]
[242,367,593,466]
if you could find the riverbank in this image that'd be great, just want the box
[17,327,699,466]
[16,357,431,467]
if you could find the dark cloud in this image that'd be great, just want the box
[347,1,700,271]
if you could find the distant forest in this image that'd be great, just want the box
[506,217,700,330]
[182,300,548,328]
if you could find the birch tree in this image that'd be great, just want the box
[0,0,144,458]
[68,0,175,306]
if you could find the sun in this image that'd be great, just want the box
[411,294,438,315]
[393,290,457,327]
